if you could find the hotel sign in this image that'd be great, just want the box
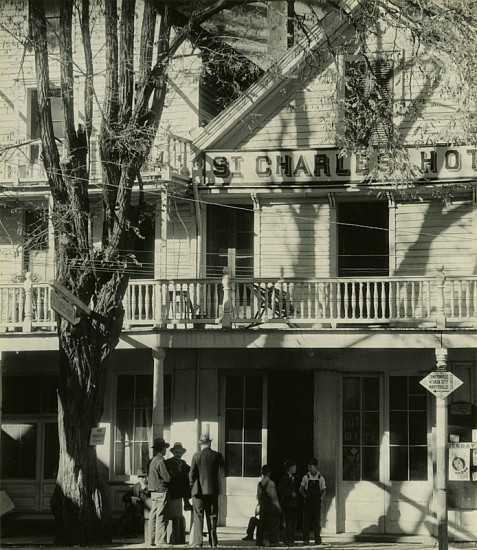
[203,146,477,186]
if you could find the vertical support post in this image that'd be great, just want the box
[23,272,33,332]
[221,268,232,329]
[0,351,3,477]
[152,348,166,440]
[435,347,448,550]
[436,266,446,328]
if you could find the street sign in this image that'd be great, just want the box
[51,290,80,325]
[420,371,463,399]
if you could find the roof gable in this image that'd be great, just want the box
[192,0,362,153]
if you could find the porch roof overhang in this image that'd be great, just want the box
[1,327,475,353]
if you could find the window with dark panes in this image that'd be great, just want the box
[389,376,428,481]
[114,374,171,476]
[342,376,380,481]
[344,57,394,147]
[1,374,58,480]
[225,374,262,477]
[29,88,63,165]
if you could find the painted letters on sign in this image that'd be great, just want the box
[202,146,477,186]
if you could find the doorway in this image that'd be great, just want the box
[206,204,254,277]
[267,371,314,527]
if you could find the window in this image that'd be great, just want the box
[342,376,380,481]
[1,375,58,481]
[344,57,394,147]
[29,0,60,52]
[224,374,262,477]
[206,205,254,278]
[114,374,172,476]
[389,376,428,481]
[29,88,63,165]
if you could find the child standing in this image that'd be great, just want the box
[278,459,299,546]
[300,458,326,546]
[256,464,282,547]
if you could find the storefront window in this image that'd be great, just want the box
[114,374,171,476]
[342,376,380,481]
[225,374,262,477]
[389,376,428,480]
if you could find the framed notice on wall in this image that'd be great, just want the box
[449,447,471,481]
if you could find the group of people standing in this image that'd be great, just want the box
[247,458,326,547]
[123,436,325,548]
[146,433,224,548]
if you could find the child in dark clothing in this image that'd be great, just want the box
[278,459,298,546]
[256,464,282,547]
[300,458,326,546]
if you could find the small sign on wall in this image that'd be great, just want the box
[89,427,106,446]
[449,447,470,481]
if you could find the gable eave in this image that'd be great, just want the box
[192,0,362,153]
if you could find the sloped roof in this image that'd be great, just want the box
[192,0,361,153]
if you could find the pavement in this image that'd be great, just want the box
[1,527,476,550]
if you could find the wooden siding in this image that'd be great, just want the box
[394,200,475,276]
[258,199,331,278]
[165,200,197,278]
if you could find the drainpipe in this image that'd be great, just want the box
[195,349,201,451]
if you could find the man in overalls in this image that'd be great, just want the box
[299,458,326,546]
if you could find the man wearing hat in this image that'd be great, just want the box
[189,433,224,547]
[165,442,192,544]
[148,437,171,547]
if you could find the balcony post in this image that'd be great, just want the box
[222,268,232,329]
[436,266,446,328]
[23,272,33,332]
[152,348,166,440]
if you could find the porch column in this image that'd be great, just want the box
[435,347,449,550]
[0,351,3,476]
[152,348,166,439]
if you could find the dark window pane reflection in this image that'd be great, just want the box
[244,376,262,408]
[225,444,242,476]
[244,410,261,442]
[409,447,428,480]
[343,412,360,445]
[225,410,243,442]
[362,412,379,445]
[244,444,261,477]
[390,446,408,481]
[226,376,244,408]
[409,412,427,445]
[362,378,379,410]
[343,378,360,410]
[389,411,408,445]
[389,377,407,410]
[343,447,360,481]
[362,446,379,481]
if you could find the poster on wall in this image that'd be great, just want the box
[449,447,470,481]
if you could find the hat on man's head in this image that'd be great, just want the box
[170,442,187,454]
[198,433,213,444]
[152,437,170,450]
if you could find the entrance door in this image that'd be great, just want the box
[206,204,254,277]
[267,371,314,527]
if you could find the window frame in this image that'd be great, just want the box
[222,373,264,478]
[113,372,172,480]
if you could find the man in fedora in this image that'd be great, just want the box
[148,437,171,547]
[189,433,224,547]
[166,442,192,544]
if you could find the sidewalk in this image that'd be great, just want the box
[1,527,476,549]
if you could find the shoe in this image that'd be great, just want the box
[303,542,310,546]
[315,539,322,546]
[243,536,254,541]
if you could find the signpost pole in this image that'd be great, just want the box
[435,348,448,550]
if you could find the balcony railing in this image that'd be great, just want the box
[1,270,476,334]
[0,133,193,185]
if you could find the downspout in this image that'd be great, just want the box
[195,349,201,450]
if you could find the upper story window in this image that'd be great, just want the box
[29,0,60,53]
[344,56,394,147]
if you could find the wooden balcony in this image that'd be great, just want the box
[1,271,476,333]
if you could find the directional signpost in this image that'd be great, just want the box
[421,366,463,550]
[420,371,463,399]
